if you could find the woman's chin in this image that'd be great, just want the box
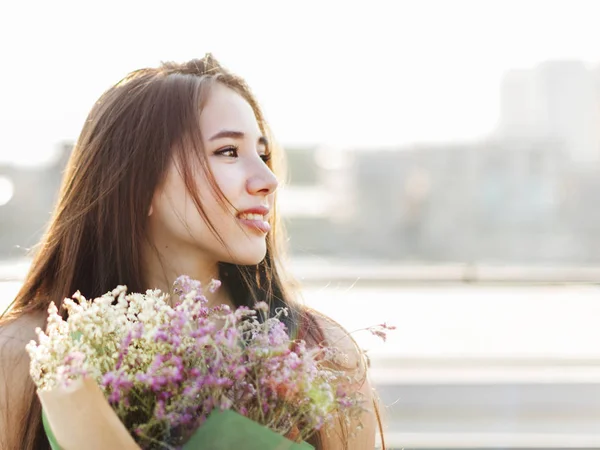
[226,247,267,266]
[240,253,267,266]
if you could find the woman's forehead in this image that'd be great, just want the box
[199,84,261,138]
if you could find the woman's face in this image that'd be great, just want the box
[148,83,278,266]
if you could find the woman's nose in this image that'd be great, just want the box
[246,158,279,196]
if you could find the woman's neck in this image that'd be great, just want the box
[141,242,234,309]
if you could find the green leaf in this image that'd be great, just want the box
[70,330,83,342]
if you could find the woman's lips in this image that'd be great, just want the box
[237,216,271,233]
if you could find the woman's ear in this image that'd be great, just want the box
[148,204,154,217]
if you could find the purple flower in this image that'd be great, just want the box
[231,366,247,380]
[369,329,387,342]
[101,370,133,405]
[208,279,221,293]
[155,400,166,420]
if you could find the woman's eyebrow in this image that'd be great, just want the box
[209,130,268,146]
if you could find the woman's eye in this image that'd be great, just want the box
[215,146,238,158]
[215,146,270,163]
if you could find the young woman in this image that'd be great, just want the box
[0,55,384,449]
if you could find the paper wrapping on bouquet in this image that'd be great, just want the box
[38,377,140,450]
[41,377,314,450]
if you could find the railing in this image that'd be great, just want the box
[377,432,600,449]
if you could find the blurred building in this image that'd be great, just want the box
[282,60,600,264]
[0,143,69,260]
[340,139,575,263]
[499,60,600,165]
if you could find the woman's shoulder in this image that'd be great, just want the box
[0,310,46,360]
[0,311,46,450]
[299,307,369,374]
[299,308,378,449]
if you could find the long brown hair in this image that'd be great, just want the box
[0,55,384,450]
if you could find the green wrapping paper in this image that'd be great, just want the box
[42,411,60,450]
[182,410,314,450]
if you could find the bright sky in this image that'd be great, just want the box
[2,0,600,166]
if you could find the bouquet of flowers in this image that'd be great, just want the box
[26,275,394,449]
